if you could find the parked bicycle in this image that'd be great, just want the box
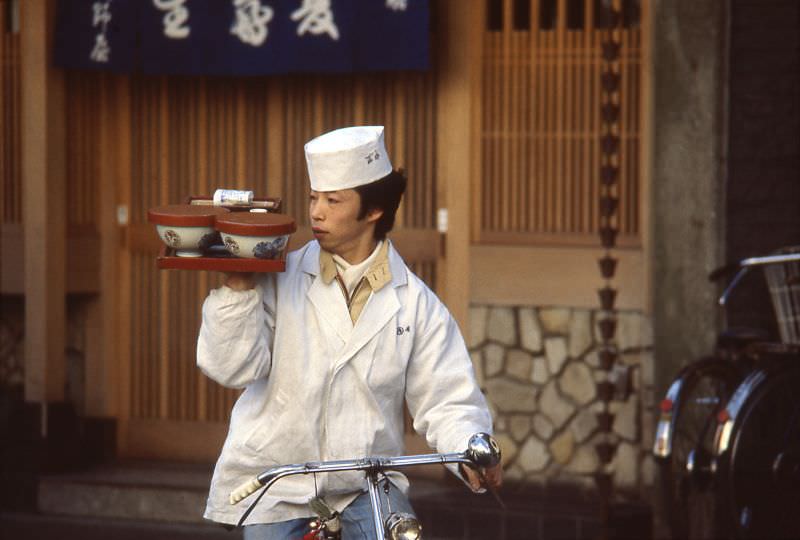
[712,346,800,539]
[653,247,800,539]
[229,432,502,539]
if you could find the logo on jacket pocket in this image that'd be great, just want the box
[396,325,411,336]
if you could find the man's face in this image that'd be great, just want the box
[309,189,381,260]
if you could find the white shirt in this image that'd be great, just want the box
[332,240,384,297]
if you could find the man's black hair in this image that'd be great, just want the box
[355,169,407,240]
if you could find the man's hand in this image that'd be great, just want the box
[461,462,503,492]
[223,272,256,291]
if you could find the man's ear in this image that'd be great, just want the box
[366,207,383,224]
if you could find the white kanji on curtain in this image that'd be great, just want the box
[230,0,274,46]
[153,0,191,39]
[290,0,340,41]
[92,1,112,26]
[386,0,408,11]
[90,33,110,62]
[90,1,112,62]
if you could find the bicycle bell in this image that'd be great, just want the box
[385,512,422,540]
[466,433,502,468]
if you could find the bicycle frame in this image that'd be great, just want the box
[229,433,501,539]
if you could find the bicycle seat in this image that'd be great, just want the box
[716,327,769,352]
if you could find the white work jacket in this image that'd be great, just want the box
[197,240,492,525]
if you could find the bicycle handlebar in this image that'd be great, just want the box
[736,253,800,267]
[229,432,502,505]
[230,452,475,504]
[715,252,800,307]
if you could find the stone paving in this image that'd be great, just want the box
[468,305,656,496]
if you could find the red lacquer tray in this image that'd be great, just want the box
[156,244,288,272]
[155,195,292,273]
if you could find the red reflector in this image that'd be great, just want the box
[660,399,673,413]
[717,409,730,423]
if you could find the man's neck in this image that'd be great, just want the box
[334,239,379,265]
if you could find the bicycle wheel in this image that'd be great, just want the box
[725,362,800,539]
[657,357,741,540]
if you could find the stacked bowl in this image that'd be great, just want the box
[148,205,296,259]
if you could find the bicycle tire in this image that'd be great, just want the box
[722,361,800,539]
[656,356,741,540]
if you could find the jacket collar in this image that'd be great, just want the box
[301,240,406,363]
[301,240,405,290]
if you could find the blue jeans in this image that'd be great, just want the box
[242,488,415,540]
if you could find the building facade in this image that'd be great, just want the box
[2,0,797,534]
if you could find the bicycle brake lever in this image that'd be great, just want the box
[237,483,270,528]
[478,469,506,510]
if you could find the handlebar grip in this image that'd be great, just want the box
[467,432,502,468]
[229,477,264,505]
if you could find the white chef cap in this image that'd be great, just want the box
[304,126,393,192]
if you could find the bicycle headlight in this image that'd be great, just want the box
[385,512,422,540]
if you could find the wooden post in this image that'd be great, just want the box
[640,0,653,316]
[83,74,128,418]
[435,0,479,332]
[115,74,133,454]
[266,79,286,199]
[21,0,66,407]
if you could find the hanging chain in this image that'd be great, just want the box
[595,1,624,539]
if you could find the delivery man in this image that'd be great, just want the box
[196,126,501,539]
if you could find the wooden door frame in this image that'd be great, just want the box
[116,73,134,456]
[20,0,67,406]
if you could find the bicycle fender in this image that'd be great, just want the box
[653,376,684,458]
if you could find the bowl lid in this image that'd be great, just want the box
[148,205,230,227]
[215,212,297,236]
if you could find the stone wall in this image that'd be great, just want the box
[469,304,655,497]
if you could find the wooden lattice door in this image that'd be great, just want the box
[119,73,440,461]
